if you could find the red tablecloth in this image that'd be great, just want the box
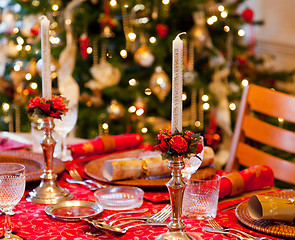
[1,170,281,240]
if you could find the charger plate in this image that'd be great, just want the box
[0,150,65,182]
[235,190,295,238]
[84,149,217,187]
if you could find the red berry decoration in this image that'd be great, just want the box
[241,8,254,22]
[156,23,169,38]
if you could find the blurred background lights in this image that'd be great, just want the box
[195,121,201,127]
[14,65,21,71]
[128,32,136,41]
[65,19,71,25]
[229,102,236,111]
[278,118,284,123]
[13,28,19,34]
[144,88,152,95]
[203,102,210,110]
[25,45,31,51]
[141,127,148,133]
[136,108,144,116]
[16,36,24,45]
[241,79,249,86]
[218,5,225,11]
[110,0,117,6]
[162,0,169,5]
[86,47,92,54]
[224,26,230,32]
[238,29,245,36]
[2,103,10,112]
[102,123,109,130]
[30,82,38,89]
[52,4,59,11]
[129,78,137,86]
[202,94,209,102]
[149,36,156,43]
[120,49,127,58]
[25,73,32,80]
[32,0,40,6]
[16,45,22,51]
[128,106,136,113]
[182,93,187,101]
[221,11,228,18]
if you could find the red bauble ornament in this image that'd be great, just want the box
[156,24,169,38]
[241,8,254,22]
[79,33,90,59]
[30,24,40,36]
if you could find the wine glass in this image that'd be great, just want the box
[0,163,25,239]
[182,136,204,180]
[54,101,78,161]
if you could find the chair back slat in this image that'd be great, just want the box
[236,143,295,185]
[225,84,295,185]
[242,115,295,154]
[248,85,295,124]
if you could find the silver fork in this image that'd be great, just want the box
[207,218,270,240]
[68,169,105,188]
[84,206,171,236]
[108,204,172,226]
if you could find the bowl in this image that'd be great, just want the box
[94,186,144,210]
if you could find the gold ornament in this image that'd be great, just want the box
[149,66,171,101]
[134,45,154,68]
[107,100,125,119]
[190,11,210,53]
[130,4,150,25]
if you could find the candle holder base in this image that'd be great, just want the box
[155,231,198,240]
[26,172,73,204]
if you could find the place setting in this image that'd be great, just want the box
[1,1,295,239]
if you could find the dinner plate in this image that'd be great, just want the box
[84,149,217,187]
[235,190,295,239]
[45,200,103,221]
[0,150,65,182]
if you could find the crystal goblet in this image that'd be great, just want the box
[0,163,25,240]
[54,101,78,161]
[182,136,204,180]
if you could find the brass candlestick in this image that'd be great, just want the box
[156,156,198,240]
[26,117,72,204]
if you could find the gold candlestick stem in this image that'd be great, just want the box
[156,156,197,240]
[26,117,72,204]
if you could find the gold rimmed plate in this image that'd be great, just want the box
[235,190,295,238]
[84,150,217,187]
[0,150,65,182]
[45,200,103,221]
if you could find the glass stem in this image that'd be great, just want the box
[4,212,12,238]
[61,133,67,161]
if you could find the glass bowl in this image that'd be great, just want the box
[94,186,144,210]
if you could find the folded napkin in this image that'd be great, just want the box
[70,134,143,159]
[0,137,31,151]
[248,194,295,222]
[219,165,274,198]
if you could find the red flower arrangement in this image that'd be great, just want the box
[154,129,203,160]
[27,96,69,119]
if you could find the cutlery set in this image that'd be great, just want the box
[82,204,172,236]
[66,169,274,239]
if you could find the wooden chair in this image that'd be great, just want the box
[225,84,295,185]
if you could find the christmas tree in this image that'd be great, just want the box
[0,0,294,166]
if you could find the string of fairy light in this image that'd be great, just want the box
[1,0,285,132]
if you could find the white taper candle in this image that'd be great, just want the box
[171,32,185,133]
[40,15,52,100]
